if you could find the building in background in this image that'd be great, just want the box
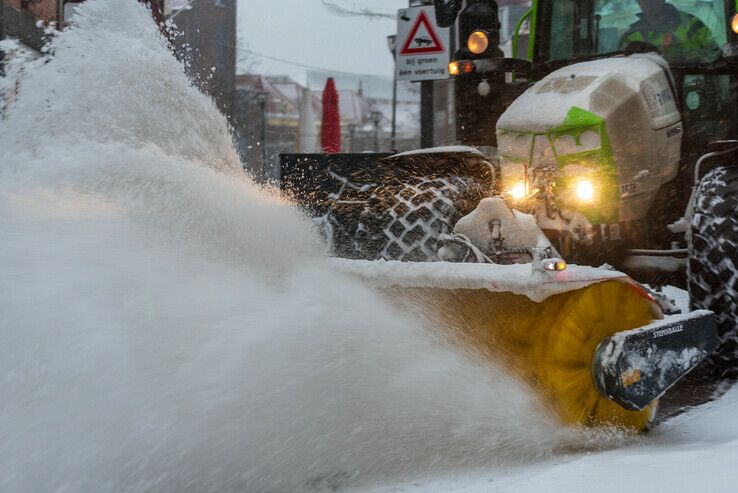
[1,0,61,53]
[170,0,237,119]
[233,73,421,182]
[232,74,312,181]
[306,70,420,150]
[0,0,171,53]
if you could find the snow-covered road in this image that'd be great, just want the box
[361,387,738,492]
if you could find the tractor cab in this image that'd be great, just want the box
[535,0,728,64]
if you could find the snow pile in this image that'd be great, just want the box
[368,387,738,492]
[453,198,550,254]
[0,1,626,491]
[391,145,487,158]
[332,258,626,303]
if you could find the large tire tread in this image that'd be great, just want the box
[661,166,738,418]
[314,151,494,262]
[320,174,488,262]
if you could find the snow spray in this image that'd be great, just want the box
[0,1,633,491]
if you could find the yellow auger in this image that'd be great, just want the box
[335,258,717,432]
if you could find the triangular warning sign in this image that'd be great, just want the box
[400,10,444,55]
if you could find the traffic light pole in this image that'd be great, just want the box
[387,34,398,151]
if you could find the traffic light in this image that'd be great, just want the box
[448,1,505,147]
[456,0,503,60]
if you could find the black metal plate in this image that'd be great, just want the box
[594,311,719,411]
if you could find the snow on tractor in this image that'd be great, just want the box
[280,0,738,431]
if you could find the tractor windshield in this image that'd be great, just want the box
[538,0,728,64]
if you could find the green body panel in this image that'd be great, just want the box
[513,6,535,60]
[498,107,620,224]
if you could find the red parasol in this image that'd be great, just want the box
[321,78,341,153]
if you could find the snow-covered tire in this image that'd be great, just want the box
[687,167,738,385]
[318,151,494,261]
[354,176,487,261]
[661,166,738,417]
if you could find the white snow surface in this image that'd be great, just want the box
[661,284,691,313]
[359,386,738,492]
[497,54,672,133]
[2,2,738,492]
[332,258,627,302]
[390,145,487,158]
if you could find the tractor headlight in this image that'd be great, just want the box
[575,180,595,202]
[507,182,527,201]
[498,156,528,202]
[467,30,489,55]
[732,13,738,34]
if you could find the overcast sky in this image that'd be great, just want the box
[238,0,405,85]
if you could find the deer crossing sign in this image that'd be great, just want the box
[396,6,450,82]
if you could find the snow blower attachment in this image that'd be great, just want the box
[335,258,717,431]
[282,148,721,431]
[332,196,719,431]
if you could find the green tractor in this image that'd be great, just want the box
[281,0,738,427]
[434,0,738,410]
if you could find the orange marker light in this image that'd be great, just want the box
[448,61,460,76]
[732,13,738,34]
[544,260,567,272]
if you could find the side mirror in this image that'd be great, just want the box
[434,0,464,28]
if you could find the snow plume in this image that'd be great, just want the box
[0,1,629,491]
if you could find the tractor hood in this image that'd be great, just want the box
[497,53,678,133]
[495,53,682,225]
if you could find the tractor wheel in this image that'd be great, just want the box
[660,166,738,417]
[353,176,487,262]
[317,150,494,262]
